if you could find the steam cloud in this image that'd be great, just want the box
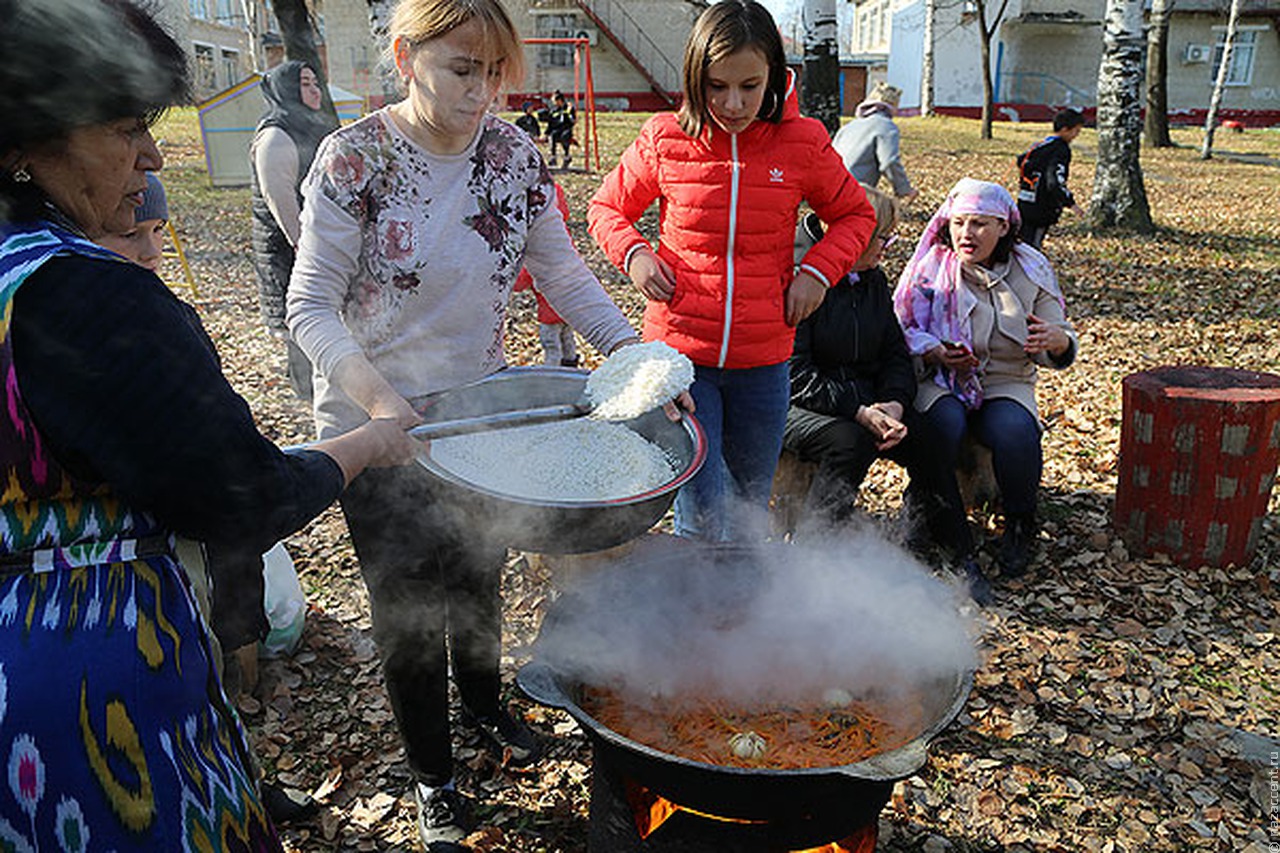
[535,531,980,712]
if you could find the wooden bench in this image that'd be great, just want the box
[769,438,998,537]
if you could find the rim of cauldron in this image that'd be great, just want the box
[519,659,973,784]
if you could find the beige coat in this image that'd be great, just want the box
[913,257,1077,419]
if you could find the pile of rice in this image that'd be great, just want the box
[429,418,679,501]
[586,341,694,421]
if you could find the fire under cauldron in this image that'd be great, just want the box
[518,537,975,851]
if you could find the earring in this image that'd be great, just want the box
[762,89,778,117]
[12,166,30,183]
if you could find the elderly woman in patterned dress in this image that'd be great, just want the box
[0,1,414,848]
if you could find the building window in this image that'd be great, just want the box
[1211,29,1258,86]
[221,48,240,86]
[189,0,207,20]
[194,43,217,91]
[215,0,238,26]
[535,14,577,69]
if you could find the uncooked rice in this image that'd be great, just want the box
[585,341,694,421]
[430,419,679,501]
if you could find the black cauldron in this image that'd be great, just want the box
[518,537,974,827]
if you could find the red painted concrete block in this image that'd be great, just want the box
[1114,366,1280,567]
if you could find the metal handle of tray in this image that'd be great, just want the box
[408,402,592,441]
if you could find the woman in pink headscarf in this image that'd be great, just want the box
[894,178,1077,599]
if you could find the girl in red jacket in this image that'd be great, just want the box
[589,0,876,541]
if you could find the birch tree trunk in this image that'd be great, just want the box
[921,0,935,116]
[366,0,400,101]
[1143,0,1172,148]
[1090,0,1153,231]
[1200,0,1242,160]
[802,0,841,135]
[273,0,339,124]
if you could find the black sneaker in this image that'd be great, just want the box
[960,558,994,606]
[414,785,473,850]
[260,781,318,825]
[470,707,544,768]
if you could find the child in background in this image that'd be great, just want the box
[1015,107,1086,250]
[589,0,876,541]
[544,89,576,169]
[513,184,580,367]
[98,171,168,271]
[514,99,542,141]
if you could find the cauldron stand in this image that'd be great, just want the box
[585,742,888,852]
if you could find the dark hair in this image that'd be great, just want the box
[936,218,1017,265]
[0,0,190,157]
[1053,108,1085,132]
[677,0,787,138]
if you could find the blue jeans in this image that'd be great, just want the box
[674,361,790,541]
[915,396,1043,554]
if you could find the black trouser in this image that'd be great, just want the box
[550,132,572,162]
[783,407,917,526]
[341,465,505,786]
[1019,220,1049,251]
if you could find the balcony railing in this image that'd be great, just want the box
[575,0,681,99]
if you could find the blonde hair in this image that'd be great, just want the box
[387,0,525,93]
[861,183,899,241]
[865,81,901,110]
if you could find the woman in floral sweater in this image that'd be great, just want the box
[286,0,638,846]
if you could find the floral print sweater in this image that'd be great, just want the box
[288,108,635,438]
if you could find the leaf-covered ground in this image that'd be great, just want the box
[152,110,1280,852]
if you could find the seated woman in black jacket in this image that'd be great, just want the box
[784,185,916,528]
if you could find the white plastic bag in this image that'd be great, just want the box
[261,542,306,657]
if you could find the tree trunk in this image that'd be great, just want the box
[366,0,400,102]
[921,0,935,116]
[1090,0,1153,232]
[240,0,263,72]
[1200,0,1242,160]
[1143,0,1172,147]
[974,0,1010,140]
[801,0,841,135]
[978,19,993,139]
[273,0,339,124]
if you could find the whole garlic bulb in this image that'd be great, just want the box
[727,731,767,760]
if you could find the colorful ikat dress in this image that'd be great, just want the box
[0,224,281,851]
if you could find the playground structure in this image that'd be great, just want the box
[520,37,601,173]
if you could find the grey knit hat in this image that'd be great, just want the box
[135,171,167,222]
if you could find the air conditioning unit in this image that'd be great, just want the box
[1183,43,1211,64]
[574,26,598,46]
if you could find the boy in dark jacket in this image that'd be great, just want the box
[543,90,576,169]
[1016,108,1086,250]
[514,100,542,140]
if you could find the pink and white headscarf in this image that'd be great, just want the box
[892,178,1060,409]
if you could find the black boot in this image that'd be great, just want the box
[959,556,993,606]
[999,514,1036,578]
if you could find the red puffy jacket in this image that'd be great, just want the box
[588,73,875,369]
